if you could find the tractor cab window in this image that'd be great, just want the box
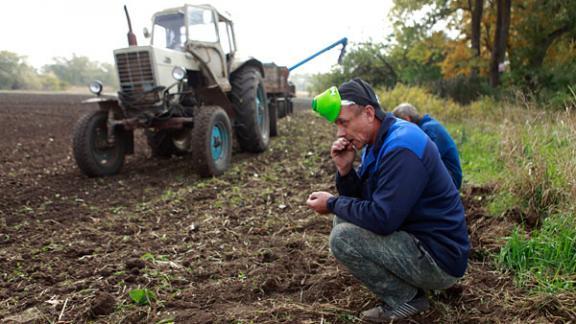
[152,12,186,50]
[218,21,235,55]
[187,7,218,43]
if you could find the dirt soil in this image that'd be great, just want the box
[0,92,573,323]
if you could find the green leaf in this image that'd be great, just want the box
[129,288,156,305]
[140,253,155,262]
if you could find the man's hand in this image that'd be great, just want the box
[306,191,334,214]
[331,138,356,176]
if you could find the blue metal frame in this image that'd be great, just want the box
[288,37,348,72]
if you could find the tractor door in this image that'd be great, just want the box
[185,6,231,91]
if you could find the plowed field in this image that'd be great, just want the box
[0,92,570,323]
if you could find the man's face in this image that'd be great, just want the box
[334,104,374,150]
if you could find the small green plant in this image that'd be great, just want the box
[161,189,177,202]
[128,288,156,305]
[237,272,247,282]
[140,252,156,262]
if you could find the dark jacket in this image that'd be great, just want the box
[418,114,462,190]
[327,113,469,277]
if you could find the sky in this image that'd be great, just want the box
[0,0,393,75]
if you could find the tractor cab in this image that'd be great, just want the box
[150,5,236,85]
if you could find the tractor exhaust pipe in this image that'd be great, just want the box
[124,5,137,46]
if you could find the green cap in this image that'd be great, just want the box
[311,86,341,123]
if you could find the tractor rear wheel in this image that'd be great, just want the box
[231,66,270,152]
[191,106,233,177]
[72,110,127,177]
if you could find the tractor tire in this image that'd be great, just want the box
[231,66,270,153]
[73,110,127,177]
[191,106,233,177]
[287,97,294,115]
[146,130,179,158]
[277,99,287,119]
[269,102,278,137]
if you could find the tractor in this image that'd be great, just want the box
[73,4,271,177]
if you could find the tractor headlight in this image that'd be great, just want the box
[172,66,187,81]
[88,81,103,96]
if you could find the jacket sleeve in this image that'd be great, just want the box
[335,169,362,198]
[329,149,429,235]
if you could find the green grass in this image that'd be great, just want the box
[499,213,576,292]
[450,122,504,185]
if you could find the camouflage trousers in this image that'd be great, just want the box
[329,217,459,307]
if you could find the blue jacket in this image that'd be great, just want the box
[327,113,469,277]
[418,115,462,190]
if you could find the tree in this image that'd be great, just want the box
[509,0,576,90]
[0,51,39,90]
[0,51,22,89]
[470,0,484,75]
[43,54,118,88]
[489,0,511,87]
[308,43,399,94]
[390,0,478,81]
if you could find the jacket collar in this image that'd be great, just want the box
[372,112,396,155]
[358,113,396,177]
[418,114,431,127]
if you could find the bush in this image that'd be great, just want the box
[428,74,495,105]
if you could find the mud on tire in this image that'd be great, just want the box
[231,66,270,152]
[72,110,127,177]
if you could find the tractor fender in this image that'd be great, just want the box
[81,96,122,112]
[230,58,265,78]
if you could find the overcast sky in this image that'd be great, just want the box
[1,0,393,75]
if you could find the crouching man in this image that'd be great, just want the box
[306,78,469,322]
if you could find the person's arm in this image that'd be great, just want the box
[329,149,428,234]
[335,169,362,197]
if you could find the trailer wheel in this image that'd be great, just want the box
[277,99,287,118]
[73,110,127,177]
[287,97,294,115]
[269,102,278,137]
[146,130,179,158]
[191,106,232,177]
[231,66,270,152]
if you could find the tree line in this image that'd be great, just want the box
[310,0,576,107]
[0,51,117,91]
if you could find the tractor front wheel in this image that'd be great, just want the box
[191,106,233,177]
[72,110,127,177]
